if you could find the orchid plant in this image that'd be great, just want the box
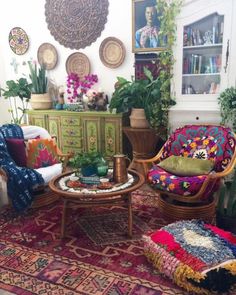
[66,73,98,103]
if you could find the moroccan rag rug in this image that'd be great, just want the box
[0,190,191,295]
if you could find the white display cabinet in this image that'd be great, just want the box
[170,0,233,131]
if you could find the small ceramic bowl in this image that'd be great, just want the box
[100,178,110,184]
[70,175,79,181]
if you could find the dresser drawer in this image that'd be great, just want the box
[61,117,81,126]
[62,147,83,154]
[62,137,82,148]
[62,127,82,137]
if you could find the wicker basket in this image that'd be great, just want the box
[30,93,52,110]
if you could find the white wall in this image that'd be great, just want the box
[0,0,134,125]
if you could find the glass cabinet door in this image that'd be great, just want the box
[182,13,224,95]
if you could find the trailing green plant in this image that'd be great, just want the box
[218,87,236,132]
[150,0,182,130]
[27,61,48,94]
[217,170,236,217]
[0,78,32,124]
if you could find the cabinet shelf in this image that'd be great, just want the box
[182,12,224,95]
[183,73,220,77]
[183,44,223,50]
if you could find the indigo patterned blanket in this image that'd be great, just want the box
[0,124,44,211]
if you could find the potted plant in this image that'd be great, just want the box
[70,151,102,177]
[0,78,32,124]
[26,60,52,110]
[216,87,236,233]
[216,171,236,234]
[109,67,175,134]
[218,86,236,131]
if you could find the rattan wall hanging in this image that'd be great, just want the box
[45,0,109,50]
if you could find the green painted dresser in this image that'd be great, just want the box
[27,110,126,161]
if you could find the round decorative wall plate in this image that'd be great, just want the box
[99,37,126,68]
[66,52,90,78]
[37,43,58,70]
[9,27,29,55]
[45,0,109,50]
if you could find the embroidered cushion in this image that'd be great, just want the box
[147,165,208,196]
[26,138,59,169]
[180,136,218,161]
[143,220,236,294]
[5,138,27,167]
[158,155,214,176]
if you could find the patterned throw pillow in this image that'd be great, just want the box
[26,138,59,169]
[180,136,218,161]
[5,138,27,167]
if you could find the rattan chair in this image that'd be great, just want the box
[0,125,72,208]
[136,125,236,222]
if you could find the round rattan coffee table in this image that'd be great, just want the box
[49,170,145,239]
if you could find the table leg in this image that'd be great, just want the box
[61,199,68,239]
[127,193,132,238]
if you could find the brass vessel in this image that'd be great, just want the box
[113,154,130,183]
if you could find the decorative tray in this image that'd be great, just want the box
[66,52,90,78]
[59,170,134,194]
[37,42,58,70]
[99,37,126,68]
[9,27,29,55]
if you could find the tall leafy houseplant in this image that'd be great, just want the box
[0,78,32,124]
[217,87,236,233]
[218,87,236,131]
[110,67,167,127]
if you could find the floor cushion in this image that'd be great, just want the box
[143,220,236,294]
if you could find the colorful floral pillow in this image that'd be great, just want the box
[26,138,59,169]
[180,136,218,161]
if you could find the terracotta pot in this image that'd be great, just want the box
[30,93,52,110]
[129,108,149,129]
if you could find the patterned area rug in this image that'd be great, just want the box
[0,190,188,295]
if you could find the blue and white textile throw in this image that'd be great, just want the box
[0,124,44,211]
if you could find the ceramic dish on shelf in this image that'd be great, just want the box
[99,37,126,68]
[37,43,58,70]
[66,52,90,78]
[8,27,29,55]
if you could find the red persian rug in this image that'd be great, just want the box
[0,190,188,295]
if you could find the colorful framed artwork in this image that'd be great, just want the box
[132,0,166,53]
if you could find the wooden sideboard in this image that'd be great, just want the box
[27,110,127,162]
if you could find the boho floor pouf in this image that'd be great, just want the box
[143,220,236,294]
